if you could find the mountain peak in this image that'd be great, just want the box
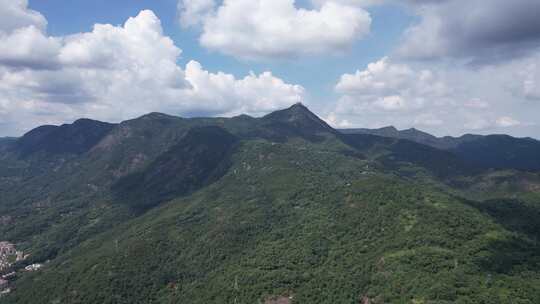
[290,102,308,110]
[380,126,398,131]
[285,102,317,117]
[262,103,336,135]
[377,126,399,134]
[138,112,179,120]
[264,102,314,118]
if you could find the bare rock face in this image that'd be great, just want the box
[360,296,371,304]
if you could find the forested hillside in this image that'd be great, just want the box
[1,104,540,303]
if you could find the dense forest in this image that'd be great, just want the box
[1,104,540,303]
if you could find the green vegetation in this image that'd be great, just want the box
[1,104,540,303]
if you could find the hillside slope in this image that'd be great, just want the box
[1,104,540,303]
[6,138,540,304]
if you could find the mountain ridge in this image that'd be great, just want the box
[14,118,117,157]
[341,126,540,171]
[9,107,538,149]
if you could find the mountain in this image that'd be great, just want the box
[0,137,16,143]
[341,127,540,171]
[261,103,337,140]
[340,127,483,150]
[0,137,16,153]
[1,105,540,303]
[452,135,540,171]
[15,119,116,157]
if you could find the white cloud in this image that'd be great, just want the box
[184,60,304,116]
[335,57,447,112]
[58,10,183,71]
[0,26,61,69]
[0,0,47,33]
[373,95,406,111]
[179,0,372,60]
[316,0,540,137]
[325,56,540,136]
[324,112,353,128]
[336,57,414,94]
[496,116,521,128]
[0,7,305,136]
[327,58,454,131]
[398,0,540,63]
[178,0,216,28]
[0,0,60,69]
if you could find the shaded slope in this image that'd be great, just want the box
[0,137,16,155]
[341,127,540,171]
[451,135,540,171]
[341,133,479,178]
[15,119,116,157]
[340,127,482,150]
[112,126,239,212]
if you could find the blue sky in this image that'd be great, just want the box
[0,0,539,138]
[30,0,413,102]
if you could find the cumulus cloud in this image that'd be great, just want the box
[0,0,47,33]
[183,61,304,116]
[326,56,540,136]
[178,0,216,28]
[0,0,61,69]
[373,95,406,111]
[179,0,372,60]
[58,11,184,71]
[398,0,540,63]
[335,57,448,112]
[328,57,452,131]
[0,6,304,136]
[0,26,61,69]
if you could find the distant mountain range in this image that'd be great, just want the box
[341,126,540,171]
[1,104,539,303]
